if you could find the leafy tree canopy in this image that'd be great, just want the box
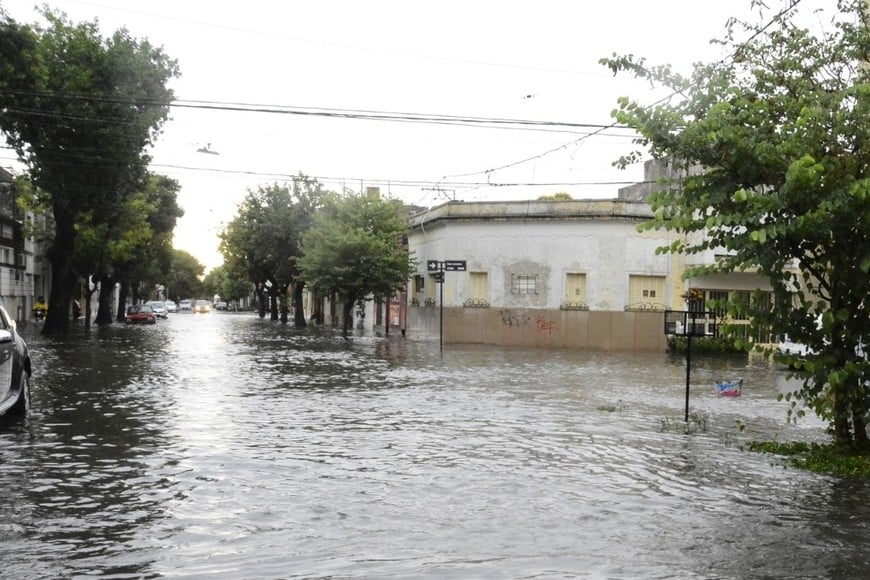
[0,8,178,333]
[298,191,414,336]
[537,192,573,201]
[601,0,870,445]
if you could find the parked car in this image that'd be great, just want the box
[194,300,211,313]
[125,304,157,325]
[178,299,192,311]
[214,301,228,311]
[164,300,177,313]
[0,305,32,417]
[146,300,168,319]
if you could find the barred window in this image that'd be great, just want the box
[511,274,537,295]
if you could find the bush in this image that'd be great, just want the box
[667,336,744,355]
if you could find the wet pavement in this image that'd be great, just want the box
[1,312,868,578]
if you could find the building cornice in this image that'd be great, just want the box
[408,199,653,230]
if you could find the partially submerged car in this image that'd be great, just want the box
[146,300,168,319]
[125,304,157,325]
[0,305,32,417]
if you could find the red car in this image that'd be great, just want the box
[125,304,157,325]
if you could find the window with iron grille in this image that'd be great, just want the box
[707,290,729,318]
[510,274,537,295]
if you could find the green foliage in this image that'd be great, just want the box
[202,264,251,304]
[667,335,745,355]
[537,192,573,201]
[660,412,709,434]
[747,441,870,478]
[219,175,324,291]
[298,192,414,334]
[166,249,204,301]
[0,8,179,333]
[602,0,870,444]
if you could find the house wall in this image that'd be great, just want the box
[407,306,669,351]
[405,199,676,351]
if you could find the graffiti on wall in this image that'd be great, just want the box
[500,309,529,327]
[535,314,558,335]
[499,309,558,335]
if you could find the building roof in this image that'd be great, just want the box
[408,198,653,230]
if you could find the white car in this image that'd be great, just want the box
[178,299,192,311]
[146,301,168,319]
[164,300,177,313]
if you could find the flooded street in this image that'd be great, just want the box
[1,312,868,579]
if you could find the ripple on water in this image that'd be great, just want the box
[2,315,865,579]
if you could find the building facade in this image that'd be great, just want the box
[403,161,775,351]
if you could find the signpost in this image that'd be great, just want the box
[664,309,717,423]
[427,259,466,351]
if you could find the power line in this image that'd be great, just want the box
[0,89,632,134]
[449,0,809,184]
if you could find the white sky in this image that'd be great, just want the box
[0,0,834,271]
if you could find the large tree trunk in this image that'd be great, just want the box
[850,379,869,447]
[342,298,354,339]
[293,283,306,328]
[95,275,116,325]
[256,283,266,319]
[280,283,289,324]
[832,387,852,444]
[269,283,279,321]
[83,276,97,329]
[42,205,76,335]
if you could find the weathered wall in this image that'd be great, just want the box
[407,306,668,352]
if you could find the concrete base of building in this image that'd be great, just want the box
[406,306,669,352]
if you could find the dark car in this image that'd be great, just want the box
[125,304,157,325]
[0,305,32,417]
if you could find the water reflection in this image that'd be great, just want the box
[0,313,867,578]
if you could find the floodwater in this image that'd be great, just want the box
[1,312,868,579]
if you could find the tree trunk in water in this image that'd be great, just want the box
[84,281,97,329]
[342,298,354,339]
[833,390,852,444]
[269,284,279,321]
[293,283,306,328]
[280,283,289,324]
[256,283,266,319]
[117,280,131,321]
[310,290,323,325]
[42,204,77,335]
[94,276,116,325]
[851,389,869,446]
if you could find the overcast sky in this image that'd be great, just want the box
[0,0,835,271]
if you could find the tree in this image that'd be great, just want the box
[219,175,324,325]
[537,192,573,201]
[0,9,178,334]
[298,192,414,338]
[601,0,870,445]
[166,249,204,303]
[202,264,251,308]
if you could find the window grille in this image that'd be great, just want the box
[510,274,537,295]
